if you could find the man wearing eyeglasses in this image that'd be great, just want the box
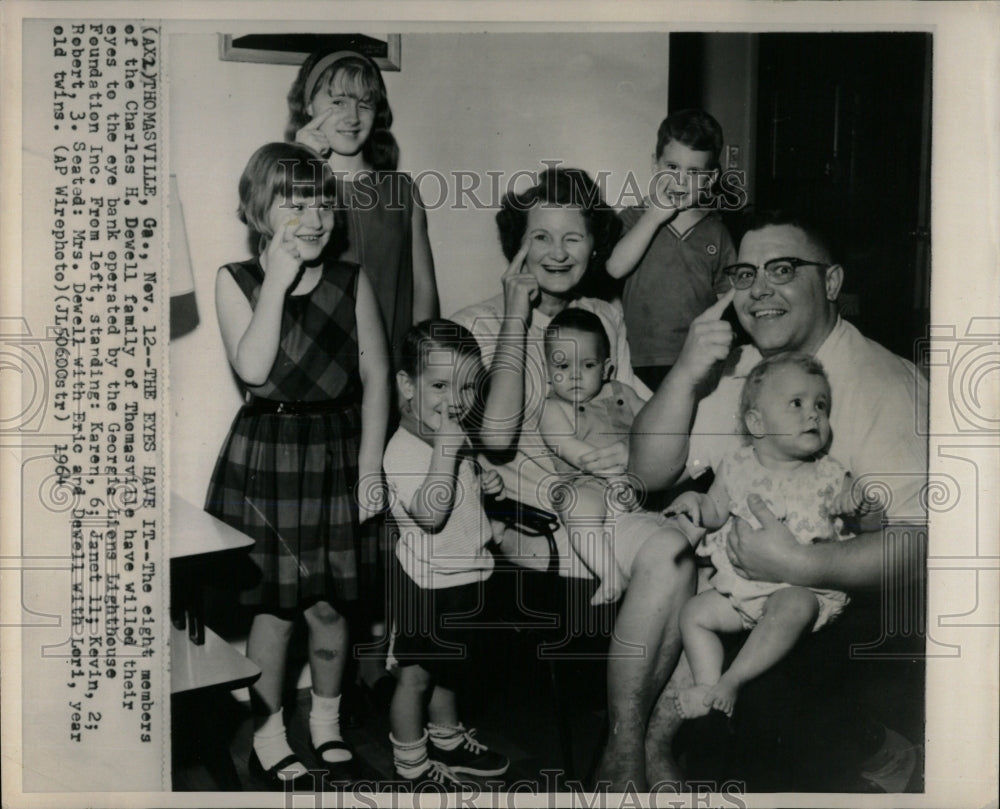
[597,210,927,792]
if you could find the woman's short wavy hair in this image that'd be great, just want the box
[495,167,622,297]
[285,50,399,171]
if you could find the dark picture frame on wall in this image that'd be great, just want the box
[218,33,401,69]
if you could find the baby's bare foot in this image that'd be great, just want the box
[674,685,714,719]
[706,676,739,717]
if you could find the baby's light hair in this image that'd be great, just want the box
[739,352,831,439]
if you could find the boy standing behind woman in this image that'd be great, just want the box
[608,109,737,391]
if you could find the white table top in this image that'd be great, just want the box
[170,624,260,694]
[170,491,254,559]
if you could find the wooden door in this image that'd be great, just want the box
[755,33,931,362]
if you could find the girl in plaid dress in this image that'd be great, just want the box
[205,142,389,786]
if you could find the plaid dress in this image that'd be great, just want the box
[205,258,364,609]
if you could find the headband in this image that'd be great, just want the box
[303,50,380,103]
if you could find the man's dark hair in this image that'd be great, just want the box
[738,208,837,263]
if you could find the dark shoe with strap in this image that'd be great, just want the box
[312,738,354,764]
[312,738,391,787]
[247,749,315,791]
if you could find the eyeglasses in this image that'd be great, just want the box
[723,257,829,290]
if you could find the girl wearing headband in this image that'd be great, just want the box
[286,46,439,735]
[287,50,439,355]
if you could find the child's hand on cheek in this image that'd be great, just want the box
[649,172,686,221]
[263,220,305,291]
[295,106,335,157]
[434,407,470,452]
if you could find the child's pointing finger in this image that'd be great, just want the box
[304,105,336,130]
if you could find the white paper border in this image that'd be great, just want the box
[2,2,998,808]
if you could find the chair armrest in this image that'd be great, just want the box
[484,496,561,574]
[484,496,559,536]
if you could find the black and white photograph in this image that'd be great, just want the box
[1,3,997,808]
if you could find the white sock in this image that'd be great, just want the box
[309,691,351,763]
[391,731,429,778]
[253,709,308,779]
[427,721,465,751]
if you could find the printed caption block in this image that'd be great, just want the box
[5,20,168,792]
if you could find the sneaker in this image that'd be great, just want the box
[396,759,466,792]
[860,727,918,793]
[431,726,510,776]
